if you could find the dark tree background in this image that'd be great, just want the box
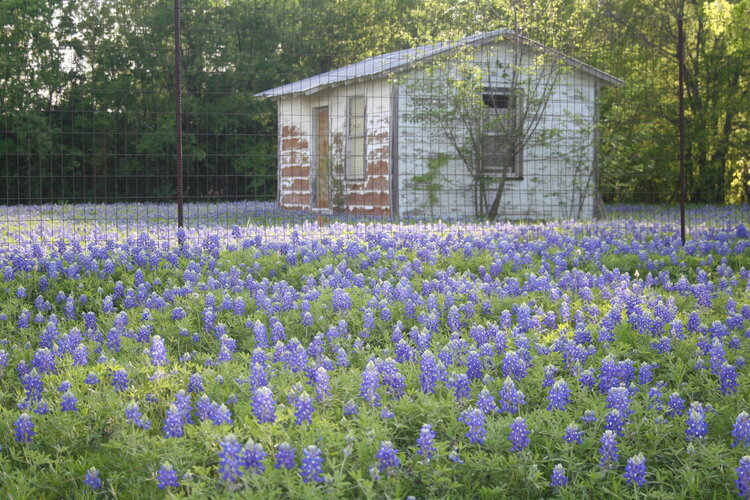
[1,0,748,204]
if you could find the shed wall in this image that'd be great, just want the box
[277,80,392,215]
[397,42,598,220]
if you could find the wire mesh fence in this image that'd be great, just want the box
[1,0,748,246]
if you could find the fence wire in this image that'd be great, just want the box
[1,0,748,245]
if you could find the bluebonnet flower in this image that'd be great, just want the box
[61,392,78,412]
[647,386,664,411]
[651,336,672,353]
[240,439,266,474]
[394,339,414,363]
[187,373,204,393]
[156,463,180,489]
[564,424,584,444]
[294,391,314,425]
[252,386,276,423]
[624,454,647,487]
[448,372,471,401]
[380,407,395,419]
[542,365,558,388]
[578,368,596,389]
[550,464,568,487]
[163,404,184,438]
[419,350,443,394]
[343,399,358,416]
[599,430,619,468]
[603,409,626,436]
[736,456,750,498]
[360,361,381,406]
[21,370,43,404]
[719,363,739,395]
[111,369,128,392]
[250,362,268,389]
[218,434,243,483]
[210,404,233,426]
[498,377,526,414]
[314,366,331,402]
[14,413,35,443]
[84,467,102,490]
[508,417,530,452]
[124,402,151,429]
[300,445,324,483]
[253,320,268,348]
[606,386,633,416]
[150,335,168,366]
[466,350,483,380]
[685,407,708,441]
[275,442,296,470]
[217,335,236,363]
[547,379,571,411]
[376,441,401,473]
[476,387,498,414]
[416,424,436,461]
[502,350,527,380]
[459,408,486,445]
[32,348,56,374]
[33,400,50,415]
[332,288,352,312]
[666,392,686,418]
[171,307,186,321]
[733,412,750,448]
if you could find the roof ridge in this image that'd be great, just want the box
[256,29,621,98]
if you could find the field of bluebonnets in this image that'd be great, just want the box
[1,202,750,499]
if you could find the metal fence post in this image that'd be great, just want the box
[174,0,185,230]
[677,14,687,245]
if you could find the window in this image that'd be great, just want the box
[481,87,521,178]
[346,96,366,180]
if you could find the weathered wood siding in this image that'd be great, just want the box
[277,80,392,215]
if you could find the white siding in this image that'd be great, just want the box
[397,41,598,220]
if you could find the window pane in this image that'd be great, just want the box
[482,135,515,175]
[349,97,365,136]
[347,136,365,178]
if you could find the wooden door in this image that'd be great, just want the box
[314,106,330,209]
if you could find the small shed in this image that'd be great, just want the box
[256,30,621,219]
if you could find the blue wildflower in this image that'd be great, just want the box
[218,434,243,483]
[252,386,276,424]
[84,467,102,490]
[564,424,584,444]
[733,412,750,448]
[156,463,180,489]
[240,439,266,474]
[459,408,486,445]
[547,379,571,411]
[509,417,530,452]
[599,430,619,468]
[14,413,35,443]
[416,423,437,461]
[624,453,647,487]
[736,456,750,498]
[376,441,401,473]
[550,464,568,487]
[300,445,324,483]
[275,442,296,470]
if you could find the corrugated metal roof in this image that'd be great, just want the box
[255,30,623,99]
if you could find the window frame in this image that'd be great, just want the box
[481,86,523,179]
[345,95,367,181]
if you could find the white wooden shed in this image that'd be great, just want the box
[256,29,622,219]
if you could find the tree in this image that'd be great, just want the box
[403,33,585,219]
